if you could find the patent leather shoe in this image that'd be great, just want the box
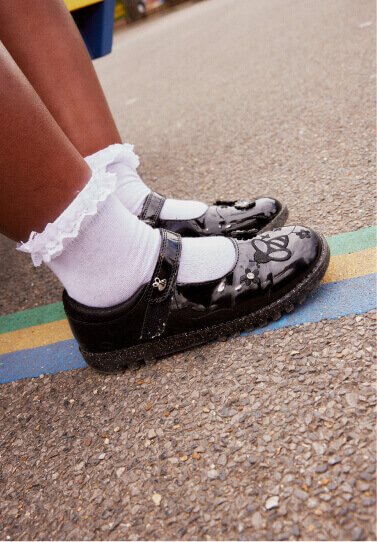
[63,226,329,373]
[139,191,288,239]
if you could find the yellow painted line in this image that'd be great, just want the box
[1,248,376,356]
[0,320,73,356]
[323,247,376,284]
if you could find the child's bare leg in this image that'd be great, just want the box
[0,42,90,241]
[0,0,121,157]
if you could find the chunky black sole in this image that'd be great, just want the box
[81,233,329,374]
[230,204,289,239]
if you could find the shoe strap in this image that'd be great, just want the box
[139,191,166,227]
[140,229,181,341]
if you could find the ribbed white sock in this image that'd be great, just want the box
[86,144,208,219]
[18,169,236,308]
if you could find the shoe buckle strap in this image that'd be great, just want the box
[140,229,181,341]
[139,191,166,227]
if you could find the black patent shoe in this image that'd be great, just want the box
[64,226,329,373]
[139,191,288,239]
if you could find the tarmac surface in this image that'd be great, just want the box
[0,0,376,539]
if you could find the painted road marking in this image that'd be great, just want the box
[326,225,376,256]
[323,247,376,284]
[0,301,65,335]
[0,273,375,384]
[0,320,71,356]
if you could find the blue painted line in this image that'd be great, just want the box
[243,272,376,335]
[0,274,376,384]
[0,340,86,384]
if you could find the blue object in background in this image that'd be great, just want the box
[71,0,116,59]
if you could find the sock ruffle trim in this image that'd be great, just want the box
[17,168,117,267]
[85,143,140,173]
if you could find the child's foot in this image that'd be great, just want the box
[138,190,288,239]
[86,143,288,239]
[63,225,329,373]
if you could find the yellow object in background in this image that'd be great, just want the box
[115,0,126,20]
[64,0,102,11]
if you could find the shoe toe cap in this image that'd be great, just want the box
[275,225,320,263]
[248,225,323,296]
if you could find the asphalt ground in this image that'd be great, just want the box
[0,0,376,539]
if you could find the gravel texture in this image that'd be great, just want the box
[0,0,376,539]
[1,313,376,540]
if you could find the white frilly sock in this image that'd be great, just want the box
[18,167,236,308]
[86,143,208,219]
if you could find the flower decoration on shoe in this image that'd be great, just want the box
[240,267,260,287]
[251,234,292,264]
